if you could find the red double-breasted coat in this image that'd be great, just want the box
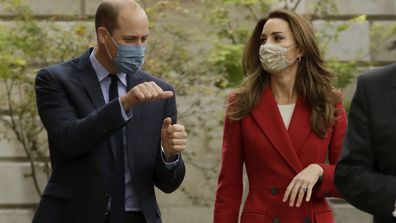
[214,87,347,223]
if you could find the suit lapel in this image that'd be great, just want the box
[74,48,114,159]
[251,87,302,173]
[287,98,312,153]
[75,48,106,109]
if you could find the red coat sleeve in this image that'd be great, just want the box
[213,114,244,223]
[315,102,347,198]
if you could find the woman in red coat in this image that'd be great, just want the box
[214,9,347,223]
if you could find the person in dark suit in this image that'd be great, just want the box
[335,63,396,223]
[214,9,347,223]
[32,1,187,223]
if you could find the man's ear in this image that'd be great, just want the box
[97,27,107,44]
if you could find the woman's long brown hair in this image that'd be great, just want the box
[227,9,340,138]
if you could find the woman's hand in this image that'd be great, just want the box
[282,164,323,207]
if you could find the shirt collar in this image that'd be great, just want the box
[89,48,127,86]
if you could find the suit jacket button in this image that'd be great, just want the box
[304,217,311,223]
[273,218,280,223]
[271,187,279,195]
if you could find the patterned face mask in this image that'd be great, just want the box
[259,43,299,74]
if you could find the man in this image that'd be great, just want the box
[335,63,396,223]
[32,1,186,223]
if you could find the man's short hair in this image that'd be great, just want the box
[94,0,140,35]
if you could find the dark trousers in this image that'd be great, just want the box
[105,211,146,223]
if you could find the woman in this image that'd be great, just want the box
[214,9,346,223]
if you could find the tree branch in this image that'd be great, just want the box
[292,0,302,11]
[246,5,259,22]
[4,79,43,195]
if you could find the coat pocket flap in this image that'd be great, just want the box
[241,211,267,223]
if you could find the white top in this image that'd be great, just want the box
[278,103,296,129]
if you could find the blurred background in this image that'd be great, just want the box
[1,0,395,222]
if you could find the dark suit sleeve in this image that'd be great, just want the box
[153,85,185,193]
[35,68,126,158]
[335,75,396,217]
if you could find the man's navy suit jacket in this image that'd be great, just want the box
[335,63,396,223]
[32,48,185,223]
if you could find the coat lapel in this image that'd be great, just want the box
[75,48,106,109]
[250,86,302,173]
[287,98,312,153]
[74,48,114,159]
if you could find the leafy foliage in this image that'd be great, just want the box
[0,0,94,195]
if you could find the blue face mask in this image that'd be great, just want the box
[104,30,145,74]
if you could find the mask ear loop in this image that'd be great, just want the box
[284,54,299,63]
[284,44,300,63]
[103,29,119,61]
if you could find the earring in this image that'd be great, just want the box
[298,57,302,63]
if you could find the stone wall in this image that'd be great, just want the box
[1,0,395,222]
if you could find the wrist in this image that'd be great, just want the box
[161,145,178,162]
[311,164,324,177]
[120,95,133,111]
[163,151,178,162]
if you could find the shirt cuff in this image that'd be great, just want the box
[118,98,133,121]
[161,146,179,169]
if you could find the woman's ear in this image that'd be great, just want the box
[297,46,304,59]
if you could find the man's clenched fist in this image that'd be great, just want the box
[120,81,173,111]
[161,117,187,162]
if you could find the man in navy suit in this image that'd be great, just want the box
[335,63,396,223]
[33,0,187,222]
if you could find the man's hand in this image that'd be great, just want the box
[120,81,173,111]
[393,201,396,218]
[161,117,187,162]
